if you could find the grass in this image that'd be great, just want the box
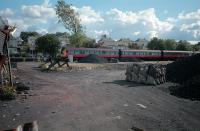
[0,86,16,100]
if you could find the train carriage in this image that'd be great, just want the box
[66,47,196,61]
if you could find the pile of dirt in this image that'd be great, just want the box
[166,53,200,100]
[120,57,142,62]
[78,54,108,63]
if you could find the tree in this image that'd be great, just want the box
[164,39,177,50]
[192,42,200,51]
[147,37,165,50]
[35,34,61,57]
[20,32,39,43]
[176,40,191,51]
[55,0,82,34]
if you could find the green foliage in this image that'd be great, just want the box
[147,37,165,50]
[176,40,192,51]
[69,32,86,47]
[147,37,192,51]
[20,32,39,43]
[0,86,16,100]
[55,0,82,34]
[35,34,61,57]
[192,42,200,51]
[69,32,97,48]
[164,39,177,50]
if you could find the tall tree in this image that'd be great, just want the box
[55,0,82,34]
[164,39,177,50]
[20,32,39,43]
[176,40,191,51]
[147,37,165,50]
[35,34,61,57]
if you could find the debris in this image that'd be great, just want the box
[130,126,144,131]
[15,113,20,116]
[115,116,121,120]
[15,82,30,91]
[123,103,129,107]
[79,54,108,63]
[126,63,166,85]
[166,53,200,100]
[137,104,147,109]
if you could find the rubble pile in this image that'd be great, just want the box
[166,53,200,100]
[79,54,108,63]
[125,63,166,85]
[166,53,200,85]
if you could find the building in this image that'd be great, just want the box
[8,37,22,54]
[134,38,149,49]
[97,35,131,49]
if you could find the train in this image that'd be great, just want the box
[66,48,197,61]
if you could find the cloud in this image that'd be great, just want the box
[133,31,141,36]
[0,8,14,17]
[147,31,159,39]
[36,28,48,34]
[21,0,56,23]
[74,6,104,25]
[107,8,138,24]
[107,8,174,32]
[178,9,200,20]
[177,9,200,39]
[180,22,200,38]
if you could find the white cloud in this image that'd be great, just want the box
[178,9,200,20]
[0,8,15,17]
[36,28,48,34]
[180,22,200,38]
[107,8,138,24]
[147,31,159,39]
[74,6,104,25]
[133,31,141,36]
[166,17,177,23]
[107,8,173,32]
[21,0,56,23]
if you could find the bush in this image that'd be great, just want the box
[0,86,16,100]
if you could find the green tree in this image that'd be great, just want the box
[147,37,165,50]
[35,34,61,57]
[55,0,82,34]
[20,32,39,43]
[176,40,191,51]
[192,42,200,51]
[164,39,177,50]
[69,32,86,47]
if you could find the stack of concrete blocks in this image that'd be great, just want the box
[125,63,166,85]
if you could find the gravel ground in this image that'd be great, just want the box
[0,62,200,131]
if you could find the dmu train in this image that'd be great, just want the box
[66,48,196,61]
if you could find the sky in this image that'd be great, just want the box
[0,0,200,43]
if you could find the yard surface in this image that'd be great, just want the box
[0,62,200,131]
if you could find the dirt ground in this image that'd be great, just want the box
[0,62,200,131]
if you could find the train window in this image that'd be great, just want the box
[85,50,89,54]
[80,50,84,54]
[102,51,106,54]
[75,50,80,54]
[69,50,74,54]
[95,50,100,55]
[89,50,95,54]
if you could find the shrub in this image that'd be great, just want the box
[0,86,16,100]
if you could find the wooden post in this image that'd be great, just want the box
[5,38,13,86]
